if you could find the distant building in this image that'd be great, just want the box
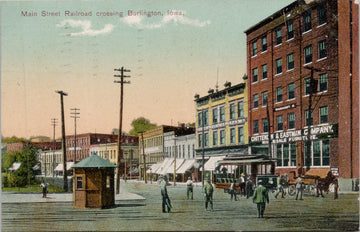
[30,136,51,143]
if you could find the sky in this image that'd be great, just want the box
[1,0,293,139]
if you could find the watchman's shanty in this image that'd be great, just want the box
[72,154,117,208]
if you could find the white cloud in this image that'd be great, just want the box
[56,20,114,36]
[121,11,210,29]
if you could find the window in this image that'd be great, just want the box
[252,41,257,56]
[276,87,282,103]
[277,115,283,131]
[220,106,225,122]
[205,133,209,147]
[198,134,203,147]
[288,113,295,129]
[230,128,236,144]
[320,106,328,124]
[106,176,110,188]
[305,140,330,167]
[277,144,282,167]
[263,118,269,133]
[290,143,297,166]
[288,83,295,100]
[238,101,244,118]
[238,127,244,144]
[276,58,282,74]
[303,10,312,32]
[304,46,312,64]
[204,110,209,126]
[318,40,326,59]
[275,27,282,45]
[276,143,297,167]
[319,73,328,92]
[318,3,327,26]
[262,64,268,80]
[287,53,294,70]
[198,112,203,127]
[253,120,259,134]
[76,176,83,189]
[253,94,259,109]
[213,131,218,146]
[230,103,236,120]
[261,36,267,52]
[252,68,258,83]
[287,20,294,40]
[305,110,313,126]
[213,108,218,124]
[305,78,311,95]
[262,91,268,107]
[220,130,225,145]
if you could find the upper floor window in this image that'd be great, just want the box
[213,131,218,146]
[320,106,328,124]
[252,68,258,83]
[198,134,203,147]
[253,94,259,109]
[262,91,268,107]
[262,64,268,80]
[317,3,327,26]
[275,27,282,45]
[319,73,328,92]
[220,106,225,122]
[252,41,257,56]
[287,20,294,40]
[288,113,295,129]
[253,120,259,134]
[304,46,312,64]
[318,40,326,59]
[263,118,269,133]
[198,112,203,127]
[230,128,236,144]
[287,53,294,70]
[277,115,283,131]
[212,108,218,124]
[238,127,244,144]
[305,110,313,126]
[220,130,225,145]
[305,78,311,95]
[261,36,267,52]
[303,10,312,32]
[205,133,209,147]
[276,58,282,74]
[230,103,236,120]
[238,101,244,118]
[288,83,295,100]
[204,110,209,126]
[276,86,283,103]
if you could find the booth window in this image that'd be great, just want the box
[106,176,110,188]
[76,176,83,189]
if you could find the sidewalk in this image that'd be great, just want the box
[1,189,145,204]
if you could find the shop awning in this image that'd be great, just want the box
[201,156,226,171]
[155,158,174,175]
[146,162,162,174]
[54,162,74,171]
[8,162,21,171]
[164,158,185,174]
[177,159,197,174]
[216,157,276,166]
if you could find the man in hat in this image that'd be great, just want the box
[252,179,269,218]
[159,176,172,213]
[295,176,304,200]
[202,179,214,211]
[40,180,49,198]
[186,176,194,200]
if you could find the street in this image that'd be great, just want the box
[2,181,359,231]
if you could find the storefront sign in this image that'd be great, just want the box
[196,118,247,132]
[250,124,338,144]
[274,103,296,112]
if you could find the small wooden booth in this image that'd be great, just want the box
[72,155,117,208]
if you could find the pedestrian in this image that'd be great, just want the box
[239,173,245,195]
[186,177,194,200]
[295,177,304,200]
[229,180,238,201]
[275,174,287,199]
[202,179,214,211]
[40,180,48,198]
[252,179,269,218]
[246,177,254,199]
[160,176,172,213]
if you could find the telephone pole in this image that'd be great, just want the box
[139,131,147,184]
[51,118,58,177]
[70,108,80,163]
[56,90,68,191]
[114,67,131,194]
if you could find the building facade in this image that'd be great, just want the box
[39,149,63,177]
[245,0,358,189]
[195,81,249,171]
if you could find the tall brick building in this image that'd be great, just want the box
[245,0,358,190]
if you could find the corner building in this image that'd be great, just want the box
[245,0,358,190]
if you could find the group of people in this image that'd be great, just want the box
[274,174,304,200]
[228,174,255,201]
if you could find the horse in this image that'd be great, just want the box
[315,171,338,199]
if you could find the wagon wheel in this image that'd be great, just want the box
[308,184,317,195]
[288,185,296,196]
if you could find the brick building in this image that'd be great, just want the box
[245,0,358,190]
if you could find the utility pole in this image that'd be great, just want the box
[173,136,177,186]
[304,66,320,171]
[266,106,272,158]
[56,90,68,191]
[130,149,133,180]
[139,131,147,183]
[201,111,205,187]
[51,118,58,177]
[70,108,80,163]
[114,67,131,194]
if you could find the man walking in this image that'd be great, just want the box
[186,177,193,200]
[275,174,287,199]
[160,176,172,213]
[252,179,269,218]
[203,179,214,211]
[40,180,48,198]
[229,180,238,201]
[295,177,304,200]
